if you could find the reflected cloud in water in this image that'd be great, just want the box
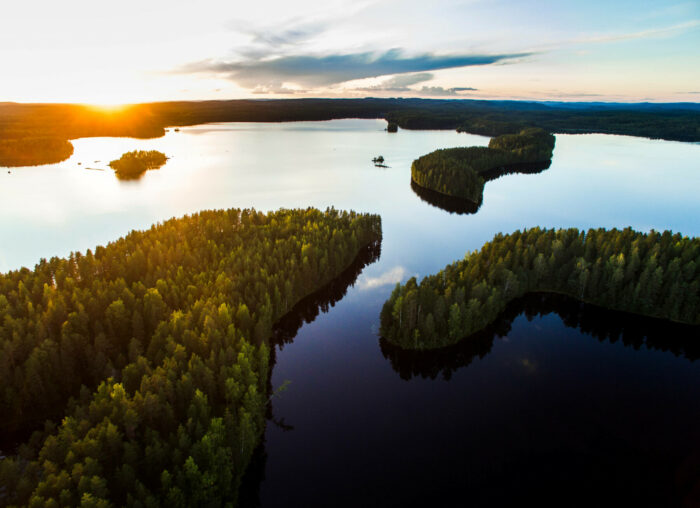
[356,265,407,290]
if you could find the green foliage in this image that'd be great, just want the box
[411,128,555,203]
[0,207,382,506]
[108,150,168,180]
[380,228,700,349]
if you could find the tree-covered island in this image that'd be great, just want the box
[380,227,699,350]
[0,207,382,506]
[411,128,555,207]
[109,150,168,180]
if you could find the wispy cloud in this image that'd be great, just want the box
[357,266,407,290]
[416,85,478,96]
[355,72,435,92]
[179,49,532,89]
[229,20,328,60]
[573,19,700,45]
[523,19,700,57]
[352,73,477,96]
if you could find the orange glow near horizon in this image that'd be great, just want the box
[83,102,134,113]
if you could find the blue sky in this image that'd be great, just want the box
[0,0,698,103]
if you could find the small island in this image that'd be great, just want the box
[372,155,388,167]
[410,127,555,207]
[380,227,700,350]
[109,149,168,180]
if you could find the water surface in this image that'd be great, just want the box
[1,120,699,506]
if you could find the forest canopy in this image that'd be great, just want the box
[380,227,699,350]
[411,128,555,205]
[0,207,382,506]
[109,150,168,180]
[0,137,73,167]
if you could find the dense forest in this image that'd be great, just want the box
[380,291,700,381]
[411,128,555,205]
[380,227,699,350]
[1,99,697,166]
[0,138,74,167]
[0,207,382,506]
[109,150,168,180]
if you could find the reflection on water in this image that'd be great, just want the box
[477,159,552,180]
[271,239,382,346]
[381,291,699,381]
[410,179,480,214]
[239,238,382,507]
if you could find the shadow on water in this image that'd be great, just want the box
[410,160,552,215]
[238,239,382,507]
[380,291,700,381]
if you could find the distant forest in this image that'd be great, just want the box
[0,207,382,506]
[411,127,555,205]
[380,227,699,350]
[0,98,698,166]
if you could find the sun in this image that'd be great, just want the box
[83,102,133,114]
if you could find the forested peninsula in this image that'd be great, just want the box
[1,99,697,166]
[380,227,700,350]
[411,128,555,206]
[109,150,168,180]
[0,207,382,506]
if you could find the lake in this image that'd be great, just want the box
[1,119,699,506]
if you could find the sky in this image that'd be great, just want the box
[1,0,698,104]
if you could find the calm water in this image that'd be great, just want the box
[1,120,699,505]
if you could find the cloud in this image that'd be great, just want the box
[249,24,325,48]
[357,266,407,290]
[230,20,328,59]
[354,72,435,92]
[352,73,478,96]
[179,49,532,89]
[417,86,478,96]
[573,19,700,45]
[250,84,307,95]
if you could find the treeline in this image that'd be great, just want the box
[109,150,168,180]
[383,99,700,141]
[0,207,382,506]
[0,138,73,167]
[380,227,699,350]
[411,128,555,204]
[1,99,697,166]
[380,292,700,381]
